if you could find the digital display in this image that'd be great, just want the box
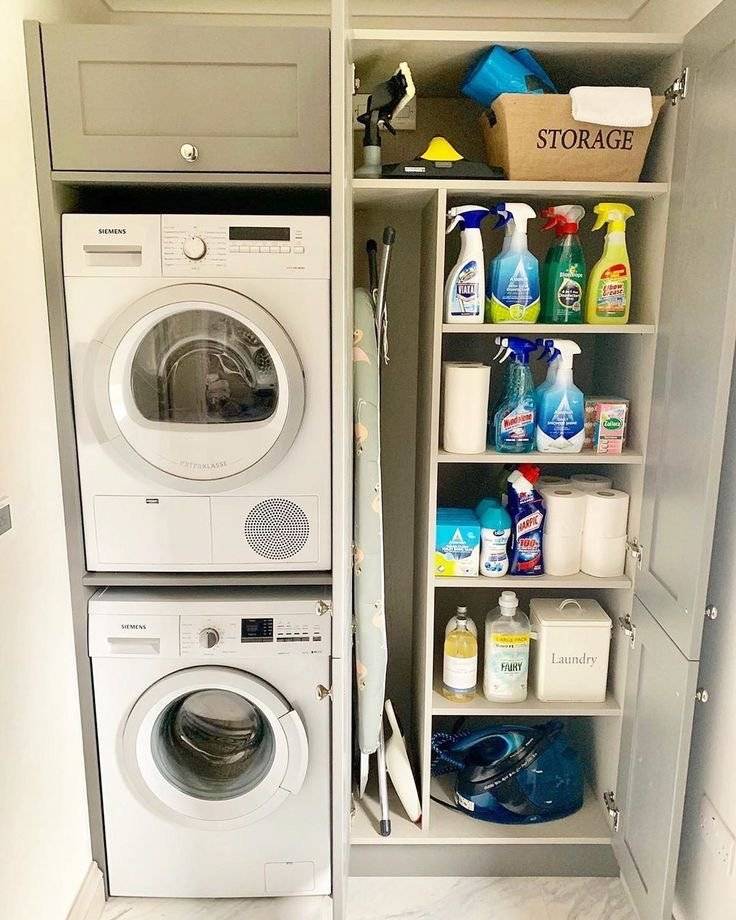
[229,227,290,241]
[241,618,274,643]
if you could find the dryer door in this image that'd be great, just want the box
[122,666,309,828]
[92,283,304,491]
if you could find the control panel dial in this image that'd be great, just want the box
[198,627,220,650]
[183,235,207,261]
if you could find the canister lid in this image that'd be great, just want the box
[530,597,612,627]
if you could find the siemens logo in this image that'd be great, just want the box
[121,623,147,630]
[98,228,127,235]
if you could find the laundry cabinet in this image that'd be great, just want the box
[342,5,736,920]
[40,24,330,174]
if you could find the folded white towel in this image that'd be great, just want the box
[570,86,653,128]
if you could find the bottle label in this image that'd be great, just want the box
[443,654,477,690]
[487,634,529,696]
[595,264,629,317]
[451,261,481,317]
[556,276,583,314]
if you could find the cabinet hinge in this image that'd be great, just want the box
[316,599,332,617]
[316,684,333,701]
[665,67,689,106]
[604,791,621,832]
[352,63,359,95]
[627,538,644,569]
[618,614,637,648]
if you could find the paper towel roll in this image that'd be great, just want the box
[583,489,630,538]
[544,532,583,576]
[543,487,586,536]
[442,362,491,454]
[569,473,613,492]
[581,534,627,577]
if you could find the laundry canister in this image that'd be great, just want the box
[529,598,611,702]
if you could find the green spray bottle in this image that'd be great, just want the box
[540,205,586,323]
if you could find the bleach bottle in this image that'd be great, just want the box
[487,202,540,323]
[536,339,585,452]
[491,336,538,453]
[507,465,545,576]
[444,206,490,323]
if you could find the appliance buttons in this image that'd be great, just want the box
[268,246,279,253]
[259,246,270,253]
[198,627,220,649]
[294,246,305,254]
[280,246,291,253]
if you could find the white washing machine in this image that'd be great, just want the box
[63,213,331,572]
[89,587,332,898]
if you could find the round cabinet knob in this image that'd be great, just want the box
[183,235,207,261]
[180,143,199,162]
[199,627,220,650]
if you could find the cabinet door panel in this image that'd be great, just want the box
[636,13,736,660]
[41,25,330,173]
[615,597,698,920]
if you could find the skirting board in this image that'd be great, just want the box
[67,862,105,920]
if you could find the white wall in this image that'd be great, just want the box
[674,352,736,919]
[0,3,109,919]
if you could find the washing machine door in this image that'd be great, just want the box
[92,283,304,491]
[122,666,309,828]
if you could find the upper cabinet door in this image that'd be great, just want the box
[636,1,736,661]
[614,597,699,920]
[41,25,330,174]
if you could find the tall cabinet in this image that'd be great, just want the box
[346,7,736,920]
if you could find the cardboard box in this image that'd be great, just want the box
[584,397,629,454]
[481,94,664,182]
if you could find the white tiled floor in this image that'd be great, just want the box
[102,876,636,919]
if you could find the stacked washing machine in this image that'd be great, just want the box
[63,213,333,898]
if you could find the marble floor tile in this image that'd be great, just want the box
[102,895,331,920]
[541,877,637,920]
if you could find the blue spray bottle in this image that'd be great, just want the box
[485,206,512,322]
[488,202,540,324]
[491,336,538,453]
[444,205,491,323]
[534,339,561,410]
[536,339,585,452]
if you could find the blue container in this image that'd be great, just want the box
[513,49,557,92]
[461,45,554,108]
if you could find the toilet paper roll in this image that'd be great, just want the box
[569,473,613,492]
[544,532,583,576]
[583,489,630,538]
[538,475,569,497]
[442,362,491,454]
[542,487,587,536]
[581,534,627,577]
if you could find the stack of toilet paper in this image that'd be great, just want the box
[539,475,629,578]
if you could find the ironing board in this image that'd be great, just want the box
[353,287,388,756]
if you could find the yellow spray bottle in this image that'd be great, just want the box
[586,203,635,324]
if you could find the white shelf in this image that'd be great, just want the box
[436,448,643,465]
[434,573,631,589]
[442,323,656,335]
[431,676,622,717]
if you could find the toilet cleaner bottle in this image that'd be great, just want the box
[586,203,635,324]
[507,465,545,576]
[484,591,531,702]
[488,203,540,323]
[491,336,538,453]
[444,205,491,323]
[540,205,586,323]
[536,339,585,452]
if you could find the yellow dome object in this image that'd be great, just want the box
[419,136,464,163]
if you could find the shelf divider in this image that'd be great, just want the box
[436,448,643,465]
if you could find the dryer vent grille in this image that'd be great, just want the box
[244,499,310,560]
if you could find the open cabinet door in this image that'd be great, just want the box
[635,0,736,661]
[614,597,699,920]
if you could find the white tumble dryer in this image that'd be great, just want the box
[62,213,331,572]
[89,587,332,898]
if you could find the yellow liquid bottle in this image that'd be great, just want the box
[585,202,635,324]
[442,610,478,702]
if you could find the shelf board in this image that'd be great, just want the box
[442,323,655,335]
[431,676,621,717]
[352,779,612,845]
[81,572,332,587]
[52,170,331,188]
[353,178,668,206]
[434,573,631,589]
[436,448,643,465]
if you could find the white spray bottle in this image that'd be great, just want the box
[536,339,585,452]
[444,206,490,324]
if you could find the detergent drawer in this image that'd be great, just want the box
[41,24,330,174]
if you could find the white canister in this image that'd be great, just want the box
[530,597,612,702]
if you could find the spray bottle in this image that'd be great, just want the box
[487,203,540,323]
[444,206,491,323]
[540,205,586,323]
[536,339,585,452]
[485,206,513,322]
[491,336,538,453]
[506,465,545,576]
[534,339,561,410]
[586,203,635,324]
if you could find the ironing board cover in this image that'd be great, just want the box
[353,287,388,756]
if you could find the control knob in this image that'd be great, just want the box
[199,627,220,650]
[183,235,207,261]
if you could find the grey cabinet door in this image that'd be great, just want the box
[41,24,330,174]
[614,597,699,920]
[635,1,736,660]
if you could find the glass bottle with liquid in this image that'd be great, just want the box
[442,608,478,702]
